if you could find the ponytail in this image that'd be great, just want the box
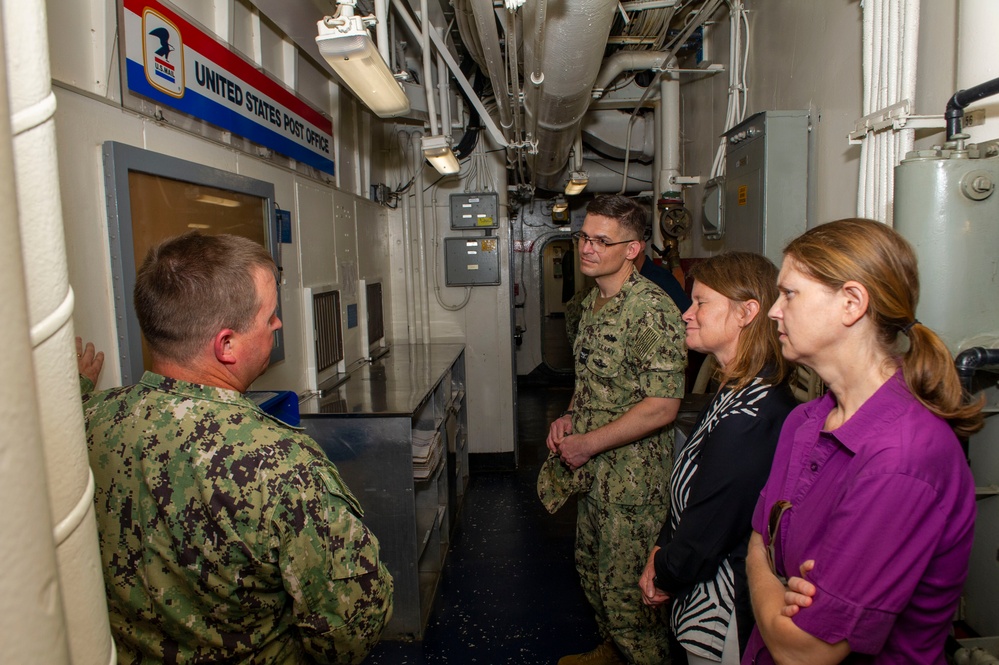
[902,323,984,437]
[783,218,985,438]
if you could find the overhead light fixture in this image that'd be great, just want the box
[194,194,240,207]
[564,171,589,196]
[551,196,569,222]
[316,2,410,118]
[422,135,461,175]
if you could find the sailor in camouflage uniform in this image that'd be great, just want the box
[548,196,685,665]
[80,232,392,664]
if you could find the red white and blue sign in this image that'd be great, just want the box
[123,0,334,175]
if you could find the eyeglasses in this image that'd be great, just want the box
[570,231,637,252]
[766,500,792,584]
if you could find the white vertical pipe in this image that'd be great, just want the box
[398,133,417,343]
[374,0,390,62]
[658,65,680,194]
[0,20,72,664]
[437,51,451,134]
[414,133,432,343]
[957,0,999,143]
[654,66,680,258]
[401,194,418,343]
[857,0,919,225]
[652,94,662,249]
[2,0,114,662]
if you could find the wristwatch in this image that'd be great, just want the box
[561,409,574,418]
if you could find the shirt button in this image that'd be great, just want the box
[810,462,818,472]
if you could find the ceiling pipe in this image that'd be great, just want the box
[390,0,508,146]
[419,0,439,135]
[591,51,672,99]
[374,0,390,62]
[524,0,549,152]
[658,62,680,196]
[522,0,618,189]
[469,0,514,131]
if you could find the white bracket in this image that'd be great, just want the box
[848,99,946,144]
[671,175,702,185]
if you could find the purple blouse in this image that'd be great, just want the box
[742,371,975,664]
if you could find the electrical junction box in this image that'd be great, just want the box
[450,192,499,229]
[719,110,811,265]
[444,237,501,286]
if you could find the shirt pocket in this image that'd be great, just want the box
[583,341,626,380]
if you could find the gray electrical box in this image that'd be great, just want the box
[719,110,811,264]
[450,192,499,229]
[444,237,501,286]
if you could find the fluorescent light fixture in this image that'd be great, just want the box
[316,4,410,118]
[194,194,240,207]
[422,135,461,175]
[564,171,589,195]
[551,196,569,221]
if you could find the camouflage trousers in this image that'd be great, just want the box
[576,495,671,665]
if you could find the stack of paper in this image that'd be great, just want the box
[412,427,443,480]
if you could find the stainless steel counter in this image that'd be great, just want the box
[300,343,468,640]
[299,343,465,416]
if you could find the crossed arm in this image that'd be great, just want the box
[746,531,849,665]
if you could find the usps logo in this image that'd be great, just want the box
[142,9,184,98]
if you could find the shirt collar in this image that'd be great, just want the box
[137,371,303,430]
[807,369,912,452]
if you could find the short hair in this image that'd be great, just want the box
[134,232,277,363]
[585,195,648,240]
[688,252,790,391]
[784,218,982,436]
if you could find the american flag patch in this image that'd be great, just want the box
[633,325,661,357]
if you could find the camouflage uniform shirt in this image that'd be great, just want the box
[573,269,686,505]
[82,372,393,664]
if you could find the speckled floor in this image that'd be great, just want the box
[363,377,600,664]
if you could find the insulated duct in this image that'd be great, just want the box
[581,110,657,162]
[522,0,617,190]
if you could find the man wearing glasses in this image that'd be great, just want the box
[547,195,686,665]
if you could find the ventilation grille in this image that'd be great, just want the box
[366,281,384,343]
[313,290,343,374]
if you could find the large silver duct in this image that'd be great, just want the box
[522,0,617,190]
[582,110,656,162]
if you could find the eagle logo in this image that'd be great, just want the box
[147,27,174,61]
[141,9,184,98]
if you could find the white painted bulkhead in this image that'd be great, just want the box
[2,0,998,659]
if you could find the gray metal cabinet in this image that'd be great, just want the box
[299,344,468,639]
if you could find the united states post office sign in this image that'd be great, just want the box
[120,0,334,175]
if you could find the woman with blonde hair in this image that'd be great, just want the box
[639,251,796,665]
[743,218,982,664]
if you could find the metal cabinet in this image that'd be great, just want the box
[299,344,468,639]
[720,110,812,265]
